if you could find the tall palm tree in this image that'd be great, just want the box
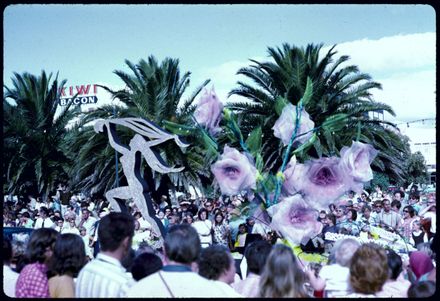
[67,56,211,199]
[3,71,80,200]
[228,43,409,183]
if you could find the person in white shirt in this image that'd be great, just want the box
[78,208,97,238]
[3,237,19,297]
[127,224,241,298]
[191,208,213,248]
[75,212,135,297]
[33,206,55,229]
[197,245,242,297]
[306,238,361,297]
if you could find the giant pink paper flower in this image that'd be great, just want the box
[272,103,315,146]
[268,195,322,245]
[295,156,350,211]
[194,88,223,135]
[339,141,378,192]
[211,146,257,196]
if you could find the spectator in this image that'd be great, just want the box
[306,238,360,297]
[245,217,255,233]
[3,237,19,297]
[408,251,434,283]
[75,212,135,297]
[33,206,55,229]
[131,252,163,281]
[338,208,360,236]
[376,249,411,297]
[212,212,230,247]
[410,219,429,248]
[378,199,401,232]
[407,280,436,297]
[47,233,87,297]
[259,244,309,298]
[370,200,383,226]
[181,212,194,225]
[198,245,242,297]
[127,224,236,297]
[346,243,389,297]
[192,208,213,248]
[234,223,248,252]
[399,205,417,241]
[17,211,34,228]
[15,228,59,297]
[77,208,97,239]
[418,198,436,240]
[390,199,402,214]
[62,218,80,235]
[232,240,272,297]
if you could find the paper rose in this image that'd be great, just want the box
[294,156,350,210]
[211,145,257,196]
[194,87,223,135]
[282,155,307,196]
[268,194,322,245]
[272,103,315,146]
[339,141,378,192]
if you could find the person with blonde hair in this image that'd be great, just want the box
[258,244,309,298]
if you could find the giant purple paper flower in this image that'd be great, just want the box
[268,195,322,245]
[294,156,350,211]
[282,155,307,196]
[211,146,257,196]
[339,141,378,193]
[194,87,223,135]
[272,103,315,146]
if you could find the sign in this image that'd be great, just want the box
[58,84,99,106]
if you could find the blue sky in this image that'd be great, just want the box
[4,4,436,129]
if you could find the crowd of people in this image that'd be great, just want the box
[3,183,437,297]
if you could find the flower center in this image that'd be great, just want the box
[224,166,239,177]
[313,167,335,185]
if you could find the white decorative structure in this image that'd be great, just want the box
[94,118,189,245]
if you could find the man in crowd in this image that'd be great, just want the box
[197,245,242,297]
[127,224,236,297]
[76,212,135,297]
[378,199,401,232]
[33,206,54,229]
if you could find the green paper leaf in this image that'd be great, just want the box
[162,120,194,136]
[275,96,289,115]
[292,132,317,156]
[245,126,262,156]
[300,77,313,107]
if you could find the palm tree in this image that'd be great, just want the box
[228,43,409,184]
[3,71,80,200]
[67,56,211,200]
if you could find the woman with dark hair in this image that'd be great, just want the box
[399,205,417,241]
[47,233,87,297]
[259,244,309,297]
[15,228,59,297]
[212,212,230,247]
[376,249,411,297]
[339,209,360,236]
[191,208,213,248]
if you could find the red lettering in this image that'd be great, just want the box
[93,84,98,94]
[76,85,91,95]
[69,86,73,96]
[59,87,66,96]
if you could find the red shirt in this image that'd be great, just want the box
[15,262,50,297]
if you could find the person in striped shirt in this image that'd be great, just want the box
[75,212,135,297]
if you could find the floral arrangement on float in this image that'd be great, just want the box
[164,79,378,249]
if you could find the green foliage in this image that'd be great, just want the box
[3,71,80,199]
[404,151,429,186]
[366,171,391,192]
